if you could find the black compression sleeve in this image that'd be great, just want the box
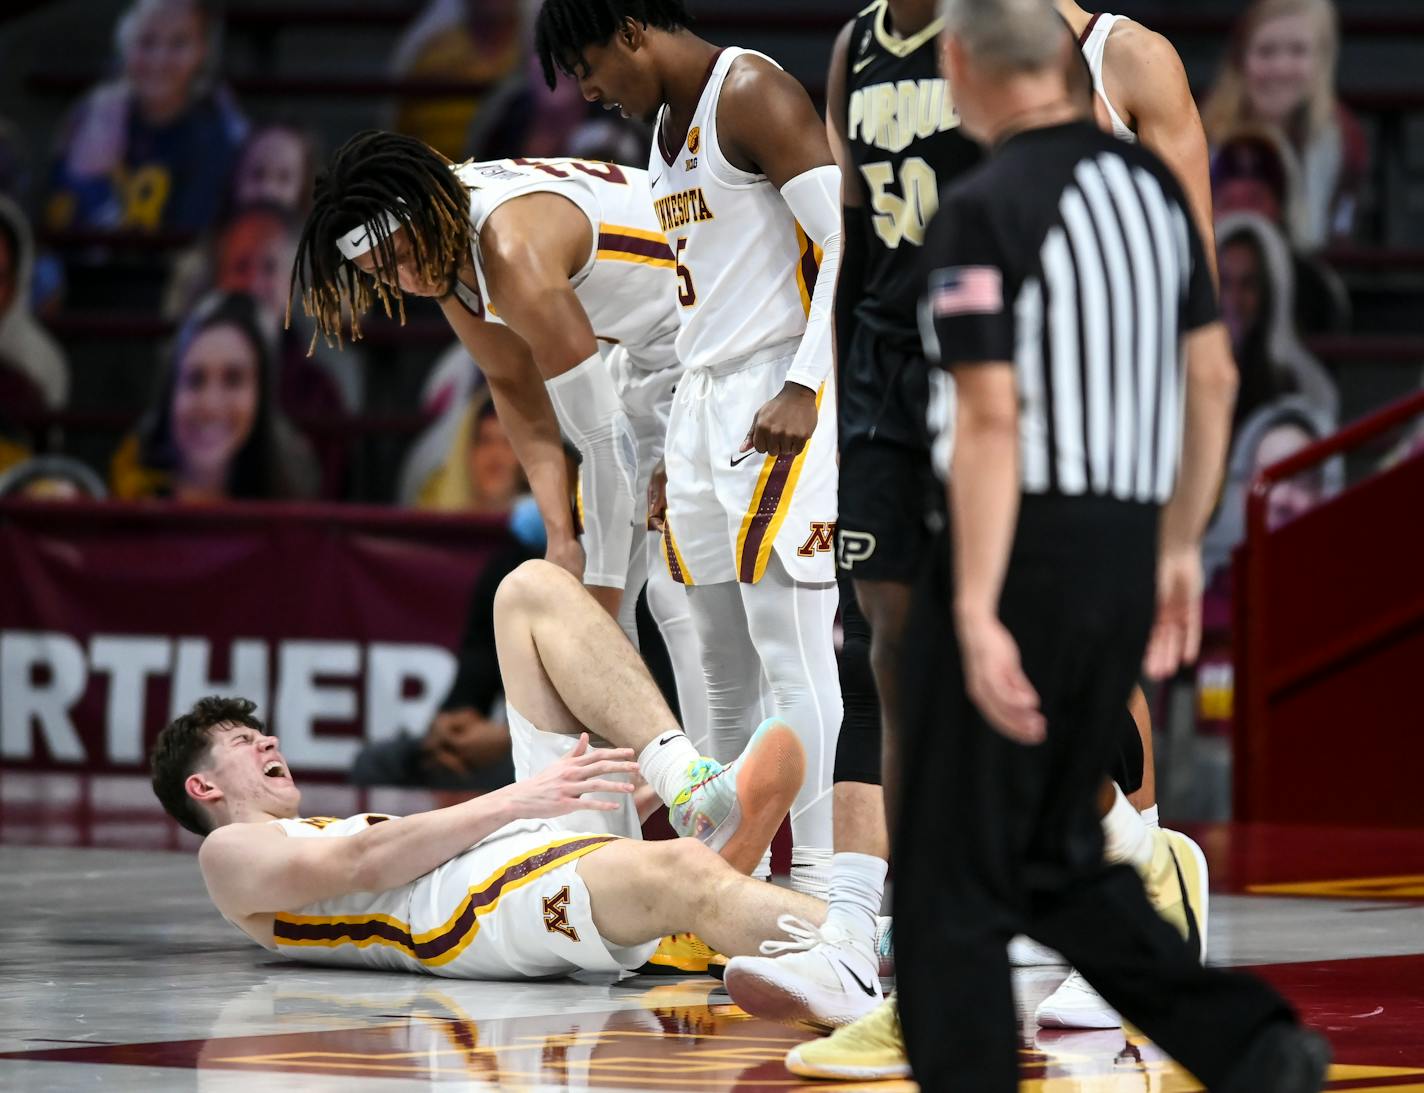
[836,203,870,368]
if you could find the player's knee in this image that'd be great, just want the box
[660,837,725,886]
[494,559,575,616]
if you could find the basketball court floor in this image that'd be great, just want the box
[3,780,1423,1092]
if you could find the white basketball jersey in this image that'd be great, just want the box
[649,48,822,372]
[1079,14,1136,144]
[266,814,619,978]
[451,158,681,372]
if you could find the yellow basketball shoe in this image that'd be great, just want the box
[784,994,910,1081]
[1037,827,1211,1030]
[1142,828,1209,959]
[637,932,722,976]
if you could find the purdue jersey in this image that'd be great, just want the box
[451,158,680,372]
[649,48,823,372]
[264,814,655,979]
[841,0,981,444]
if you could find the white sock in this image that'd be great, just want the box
[1101,783,1154,870]
[753,848,772,881]
[1140,804,1160,829]
[825,852,887,962]
[790,847,833,902]
[637,731,704,809]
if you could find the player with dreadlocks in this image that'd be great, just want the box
[292,129,697,625]
[536,0,846,921]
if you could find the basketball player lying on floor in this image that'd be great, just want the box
[149,560,819,980]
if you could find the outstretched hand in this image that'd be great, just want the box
[503,734,639,819]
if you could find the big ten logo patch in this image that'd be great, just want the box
[798,521,836,557]
[542,886,579,942]
[837,530,877,570]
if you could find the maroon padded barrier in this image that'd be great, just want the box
[0,499,510,775]
[1234,393,1424,826]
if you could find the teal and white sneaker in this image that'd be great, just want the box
[875,916,895,979]
[669,718,804,875]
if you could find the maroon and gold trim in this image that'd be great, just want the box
[734,383,826,584]
[596,224,676,268]
[273,835,614,968]
[794,225,823,317]
[662,521,693,586]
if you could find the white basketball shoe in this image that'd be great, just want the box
[724,914,884,1030]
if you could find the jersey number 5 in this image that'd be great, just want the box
[861,157,939,249]
[675,237,696,307]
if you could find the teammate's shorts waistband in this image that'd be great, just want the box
[683,338,801,379]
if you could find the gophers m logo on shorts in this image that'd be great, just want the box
[797,521,836,557]
[687,126,700,154]
[837,530,878,570]
[542,886,579,942]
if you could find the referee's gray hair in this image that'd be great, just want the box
[938,0,1066,73]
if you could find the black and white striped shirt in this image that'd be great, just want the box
[921,121,1217,504]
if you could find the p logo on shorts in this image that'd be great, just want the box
[837,530,878,570]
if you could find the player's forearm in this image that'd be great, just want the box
[948,381,1021,623]
[485,371,577,545]
[351,791,522,893]
[782,165,843,391]
[1160,325,1237,553]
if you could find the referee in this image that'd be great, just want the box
[893,0,1330,1090]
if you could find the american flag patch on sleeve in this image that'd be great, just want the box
[930,266,1003,318]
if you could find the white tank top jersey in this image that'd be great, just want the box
[649,48,823,372]
[1079,13,1137,145]
[264,814,617,977]
[449,158,681,372]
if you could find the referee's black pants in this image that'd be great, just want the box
[893,500,1296,1091]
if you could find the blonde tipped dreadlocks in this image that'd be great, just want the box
[289,130,473,352]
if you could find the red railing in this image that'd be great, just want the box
[1235,389,1424,825]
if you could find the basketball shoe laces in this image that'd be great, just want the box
[758,914,842,957]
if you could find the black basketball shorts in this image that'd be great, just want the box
[836,438,940,584]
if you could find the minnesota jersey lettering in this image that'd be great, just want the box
[654,187,716,233]
[649,47,823,371]
[847,78,961,153]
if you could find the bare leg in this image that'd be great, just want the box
[493,559,679,752]
[1126,685,1157,811]
[1096,686,1157,818]
[853,578,911,845]
[833,782,889,860]
[579,837,825,956]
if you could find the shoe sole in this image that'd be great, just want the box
[724,961,878,1031]
[636,959,711,976]
[1009,936,1064,967]
[1036,1001,1123,1030]
[785,1047,911,1081]
[714,720,805,875]
[1166,829,1210,961]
